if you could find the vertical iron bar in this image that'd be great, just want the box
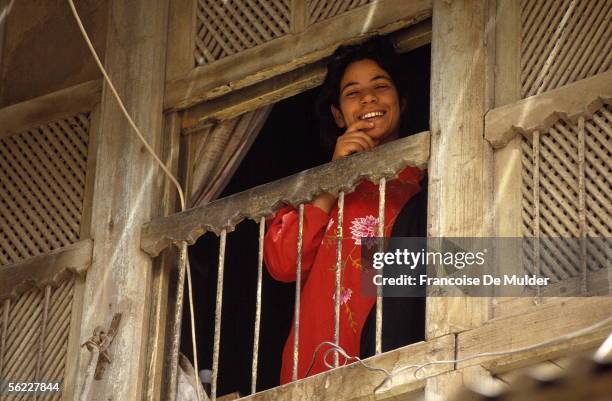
[211,229,227,401]
[34,285,51,401]
[292,204,305,381]
[333,191,345,367]
[376,178,386,355]
[532,131,541,303]
[168,241,188,401]
[251,217,265,394]
[578,116,588,294]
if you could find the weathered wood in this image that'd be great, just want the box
[494,0,521,107]
[141,131,430,257]
[485,70,612,149]
[145,111,183,401]
[493,268,612,318]
[80,104,101,239]
[75,1,169,400]
[458,297,612,373]
[0,240,92,301]
[165,0,196,80]
[427,0,493,339]
[238,335,454,401]
[425,365,503,401]
[164,0,432,111]
[182,22,433,130]
[0,79,102,138]
[63,275,87,401]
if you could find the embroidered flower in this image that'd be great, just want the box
[350,215,379,245]
[333,287,353,305]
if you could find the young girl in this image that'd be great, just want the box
[263,36,424,384]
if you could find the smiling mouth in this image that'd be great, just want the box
[359,111,386,120]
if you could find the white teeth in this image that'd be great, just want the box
[360,111,385,119]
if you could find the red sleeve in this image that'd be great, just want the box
[264,204,330,283]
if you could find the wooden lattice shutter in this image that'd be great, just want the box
[307,0,375,25]
[194,0,292,66]
[521,0,611,98]
[0,279,75,401]
[0,114,90,266]
[521,104,611,281]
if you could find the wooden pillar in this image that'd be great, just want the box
[75,1,169,400]
[426,0,494,397]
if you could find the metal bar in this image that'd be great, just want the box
[578,116,588,294]
[251,217,265,394]
[292,204,305,381]
[167,242,188,401]
[211,229,227,401]
[334,191,345,367]
[34,285,51,401]
[532,131,542,303]
[376,178,386,355]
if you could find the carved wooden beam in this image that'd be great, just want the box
[182,20,432,131]
[457,297,612,373]
[141,131,430,257]
[164,0,432,111]
[0,239,93,301]
[485,71,612,149]
[238,334,453,401]
[0,79,102,138]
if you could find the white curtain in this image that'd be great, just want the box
[188,105,272,207]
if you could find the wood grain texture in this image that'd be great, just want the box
[0,240,91,301]
[164,0,432,111]
[457,297,612,373]
[485,70,612,149]
[74,1,169,400]
[238,335,454,401]
[426,0,493,339]
[0,80,101,138]
[141,131,430,257]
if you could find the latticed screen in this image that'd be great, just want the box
[0,113,90,266]
[308,0,375,24]
[195,0,291,66]
[521,104,611,281]
[520,0,611,98]
[0,278,75,401]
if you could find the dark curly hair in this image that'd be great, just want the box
[315,35,410,156]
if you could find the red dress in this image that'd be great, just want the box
[264,166,422,384]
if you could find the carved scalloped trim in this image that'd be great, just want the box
[485,71,612,149]
[0,240,92,301]
[490,97,611,149]
[141,132,430,256]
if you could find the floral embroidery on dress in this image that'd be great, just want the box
[332,287,353,305]
[350,215,379,245]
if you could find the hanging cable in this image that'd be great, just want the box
[67,2,202,400]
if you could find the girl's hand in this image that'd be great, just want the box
[332,120,379,161]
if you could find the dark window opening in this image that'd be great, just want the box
[182,43,430,397]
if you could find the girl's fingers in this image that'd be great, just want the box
[341,131,377,149]
[338,136,371,151]
[339,141,367,156]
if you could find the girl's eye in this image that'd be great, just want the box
[345,91,358,97]
[375,84,389,90]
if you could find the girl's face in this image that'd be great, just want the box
[331,59,403,143]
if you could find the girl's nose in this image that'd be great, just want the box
[360,92,378,104]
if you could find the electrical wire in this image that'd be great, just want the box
[306,315,612,394]
[66,2,202,400]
